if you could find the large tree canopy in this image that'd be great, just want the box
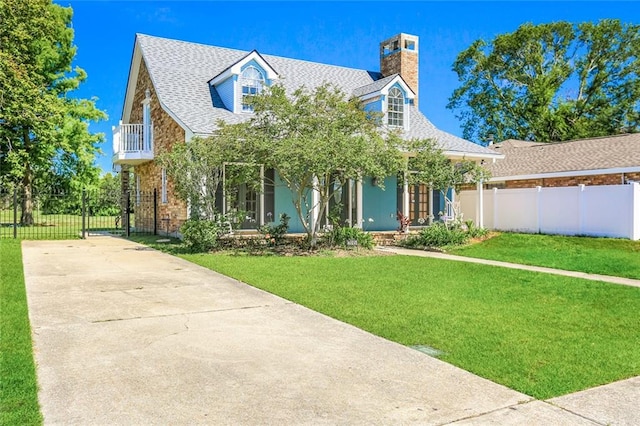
[448,19,640,143]
[163,83,490,244]
[244,83,403,244]
[0,0,106,224]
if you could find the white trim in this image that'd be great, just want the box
[122,42,142,123]
[356,178,363,229]
[442,150,505,161]
[402,173,410,220]
[477,180,483,228]
[358,75,415,104]
[490,166,640,182]
[122,37,194,137]
[209,51,278,86]
[259,165,265,226]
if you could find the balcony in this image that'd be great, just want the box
[112,122,154,165]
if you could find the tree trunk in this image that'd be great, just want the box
[21,167,34,226]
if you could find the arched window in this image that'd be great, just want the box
[240,66,265,112]
[387,87,404,127]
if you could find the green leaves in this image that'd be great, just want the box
[0,0,106,197]
[405,138,490,193]
[245,83,403,240]
[448,19,640,143]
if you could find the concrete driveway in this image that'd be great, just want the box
[22,237,614,424]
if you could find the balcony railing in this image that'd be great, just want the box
[112,122,154,165]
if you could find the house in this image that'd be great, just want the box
[112,33,502,235]
[458,133,640,240]
[485,133,640,188]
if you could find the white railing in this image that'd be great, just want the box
[442,197,459,223]
[113,123,153,155]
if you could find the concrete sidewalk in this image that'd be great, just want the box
[377,246,640,288]
[22,237,636,424]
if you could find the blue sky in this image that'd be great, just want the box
[56,1,639,173]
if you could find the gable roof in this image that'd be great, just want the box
[208,49,279,86]
[488,133,640,179]
[351,73,415,100]
[124,33,500,159]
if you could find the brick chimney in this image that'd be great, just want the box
[380,33,419,107]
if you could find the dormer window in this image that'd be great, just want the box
[240,66,265,112]
[387,87,404,127]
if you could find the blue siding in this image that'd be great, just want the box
[216,76,235,111]
[273,171,307,233]
[362,175,399,231]
[363,98,383,113]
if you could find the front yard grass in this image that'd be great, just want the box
[0,240,42,425]
[180,251,640,400]
[449,233,640,279]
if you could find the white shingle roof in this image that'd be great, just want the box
[135,33,498,157]
[351,74,398,97]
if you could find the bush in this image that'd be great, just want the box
[464,219,488,239]
[402,222,469,248]
[258,213,290,247]
[324,226,374,249]
[180,219,223,252]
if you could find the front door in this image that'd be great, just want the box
[410,184,430,226]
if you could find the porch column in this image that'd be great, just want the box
[222,164,226,214]
[356,177,363,228]
[403,172,410,219]
[259,165,265,226]
[428,184,434,225]
[477,179,484,228]
[310,175,320,232]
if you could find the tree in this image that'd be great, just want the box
[448,20,640,144]
[244,83,403,245]
[0,0,106,224]
[161,84,486,243]
[158,123,252,221]
[405,139,490,194]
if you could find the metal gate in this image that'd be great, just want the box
[0,187,158,240]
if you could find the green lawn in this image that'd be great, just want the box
[0,210,126,240]
[178,251,640,399]
[0,240,42,425]
[450,233,640,279]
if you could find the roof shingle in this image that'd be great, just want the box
[135,33,498,157]
[488,134,640,177]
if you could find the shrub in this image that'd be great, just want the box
[324,226,374,249]
[464,219,488,239]
[402,222,469,248]
[180,219,223,252]
[258,213,290,247]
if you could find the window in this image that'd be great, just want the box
[387,87,404,127]
[240,66,265,112]
[136,175,140,205]
[161,168,168,203]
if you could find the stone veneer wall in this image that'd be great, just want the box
[129,59,188,235]
[379,34,419,107]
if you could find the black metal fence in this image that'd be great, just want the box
[0,187,157,240]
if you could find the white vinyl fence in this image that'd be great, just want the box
[460,182,640,240]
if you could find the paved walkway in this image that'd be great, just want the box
[377,246,640,288]
[22,237,639,424]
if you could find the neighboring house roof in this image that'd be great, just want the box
[488,133,640,179]
[126,33,499,159]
